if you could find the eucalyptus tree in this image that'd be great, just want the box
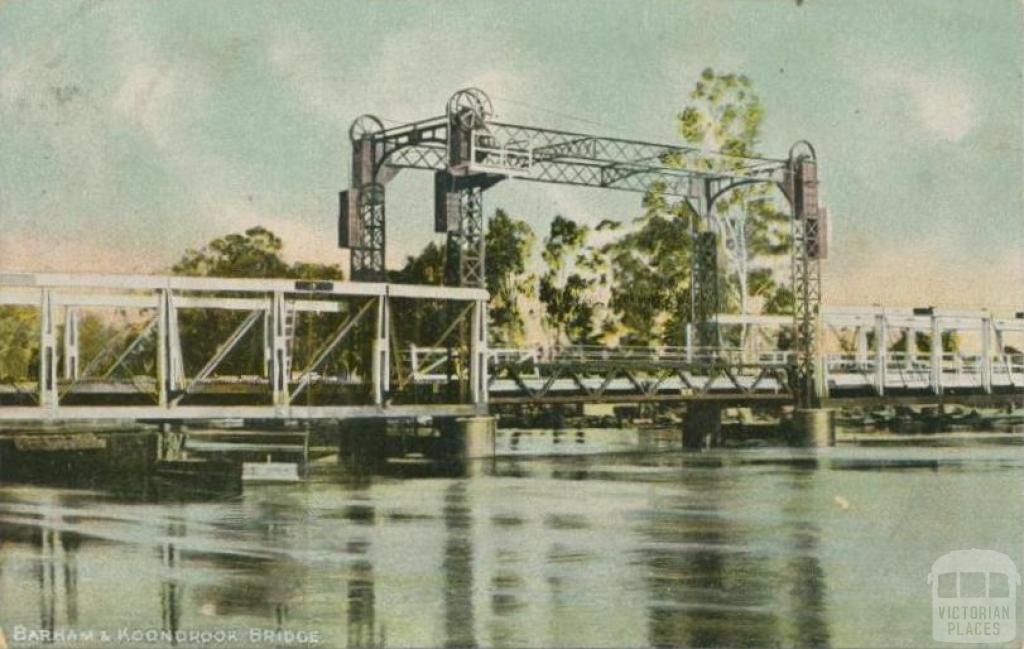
[538,215,595,346]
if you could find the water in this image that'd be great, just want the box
[0,432,1022,648]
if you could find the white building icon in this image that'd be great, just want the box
[928,549,1020,644]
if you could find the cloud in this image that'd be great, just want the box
[267,34,351,124]
[111,62,181,149]
[863,64,977,143]
[826,235,1024,312]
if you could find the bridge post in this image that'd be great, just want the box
[981,314,993,394]
[156,290,184,406]
[372,295,390,406]
[157,291,168,407]
[904,326,915,369]
[793,408,835,447]
[38,289,57,410]
[874,313,887,396]
[470,298,488,406]
[930,316,943,395]
[817,348,830,400]
[343,114,388,282]
[787,149,824,408]
[63,307,79,380]
[855,326,869,367]
[167,294,184,392]
[270,291,291,408]
[684,324,694,363]
[682,403,722,449]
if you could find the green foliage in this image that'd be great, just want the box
[678,68,763,159]
[600,197,694,345]
[171,226,346,377]
[172,226,344,281]
[486,209,536,345]
[389,242,450,347]
[389,210,537,347]
[539,215,595,345]
[0,307,38,381]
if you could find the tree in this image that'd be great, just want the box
[389,241,450,347]
[388,210,536,347]
[600,68,792,346]
[599,189,695,345]
[171,226,346,377]
[539,215,595,345]
[0,307,38,381]
[675,68,791,317]
[485,209,535,345]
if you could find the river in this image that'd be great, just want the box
[0,430,1021,648]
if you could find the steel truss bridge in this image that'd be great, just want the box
[339,88,826,407]
[0,272,1020,421]
[1,88,1019,422]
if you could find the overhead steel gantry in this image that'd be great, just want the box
[339,88,827,406]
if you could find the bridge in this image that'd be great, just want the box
[1,88,1020,430]
[0,271,1020,422]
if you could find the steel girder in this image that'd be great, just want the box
[787,146,823,408]
[488,356,794,404]
[340,89,815,373]
[374,120,786,196]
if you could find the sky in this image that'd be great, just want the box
[0,0,1022,312]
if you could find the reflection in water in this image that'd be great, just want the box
[780,467,830,648]
[347,560,377,648]
[442,481,475,648]
[36,528,56,637]
[160,523,185,643]
[0,441,1020,648]
[643,461,779,648]
[35,521,82,639]
[60,532,80,627]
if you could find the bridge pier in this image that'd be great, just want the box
[793,408,835,447]
[682,403,722,450]
[439,415,496,460]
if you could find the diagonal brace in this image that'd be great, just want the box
[290,299,375,403]
[102,315,159,380]
[173,310,261,404]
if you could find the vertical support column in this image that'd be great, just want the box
[443,185,486,288]
[262,308,272,377]
[270,291,290,408]
[38,289,57,410]
[63,307,79,380]
[788,152,823,409]
[930,316,943,395]
[157,290,168,407]
[684,323,694,363]
[352,183,387,282]
[372,294,389,406]
[855,326,869,367]
[682,403,722,449]
[166,294,184,391]
[470,298,488,406]
[874,313,887,396]
[156,290,184,407]
[904,327,914,369]
[814,315,827,400]
[344,115,387,282]
[981,314,992,394]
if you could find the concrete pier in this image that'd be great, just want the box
[683,403,722,449]
[450,416,497,459]
[793,408,835,447]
